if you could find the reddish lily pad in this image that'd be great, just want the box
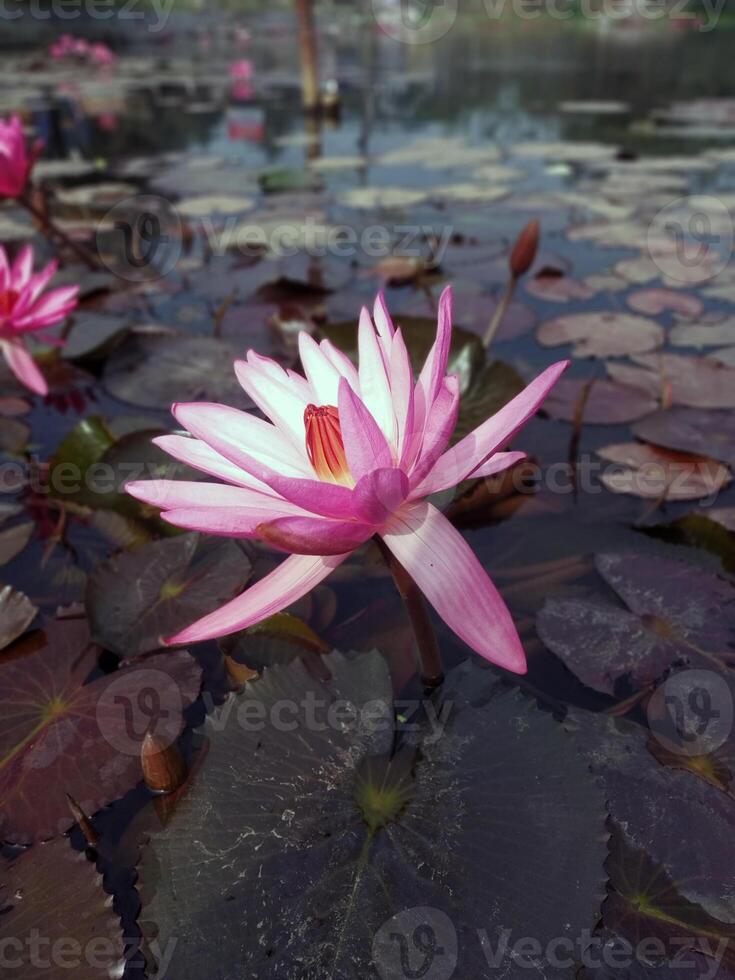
[537,551,735,696]
[525,273,596,303]
[0,837,125,979]
[597,442,730,501]
[0,619,201,843]
[608,353,735,409]
[86,534,253,658]
[627,288,703,318]
[633,408,735,466]
[538,313,664,359]
[544,377,658,424]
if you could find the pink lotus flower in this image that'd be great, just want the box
[126,288,567,671]
[0,245,79,395]
[0,115,41,200]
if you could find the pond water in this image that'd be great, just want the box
[2,9,735,980]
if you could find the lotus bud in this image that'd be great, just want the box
[510,219,540,279]
[141,731,186,794]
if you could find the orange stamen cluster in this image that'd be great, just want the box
[304,404,350,484]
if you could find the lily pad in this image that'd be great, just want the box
[0,522,33,566]
[627,288,703,318]
[544,377,659,425]
[137,654,607,979]
[597,442,730,501]
[633,408,735,466]
[0,619,201,843]
[86,533,253,658]
[537,552,735,696]
[103,333,251,410]
[568,708,735,927]
[0,585,37,650]
[607,353,735,410]
[0,837,125,979]
[537,313,664,359]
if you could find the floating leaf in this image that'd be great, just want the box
[0,416,29,454]
[49,416,116,507]
[0,619,201,843]
[544,377,658,424]
[669,319,735,349]
[633,408,735,466]
[62,312,130,361]
[0,585,37,650]
[608,353,735,410]
[628,287,703,318]
[137,655,607,979]
[453,359,525,442]
[104,334,251,410]
[0,837,125,979]
[525,273,596,303]
[597,442,730,501]
[537,552,735,696]
[568,709,735,927]
[0,521,33,566]
[258,166,322,194]
[538,313,664,358]
[86,534,253,658]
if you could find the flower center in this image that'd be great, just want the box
[304,404,350,484]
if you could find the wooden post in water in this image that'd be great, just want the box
[295,0,320,111]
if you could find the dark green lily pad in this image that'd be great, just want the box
[537,552,735,696]
[0,619,201,844]
[137,655,607,978]
[103,333,251,410]
[49,416,116,507]
[452,359,525,443]
[86,533,253,658]
[0,837,125,979]
[567,708,735,927]
[62,312,130,361]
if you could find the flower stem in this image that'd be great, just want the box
[19,193,99,271]
[482,275,517,351]
[374,536,444,689]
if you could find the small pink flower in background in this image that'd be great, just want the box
[88,42,117,68]
[0,115,41,200]
[127,288,567,672]
[229,59,253,82]
[0,245,79,395]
